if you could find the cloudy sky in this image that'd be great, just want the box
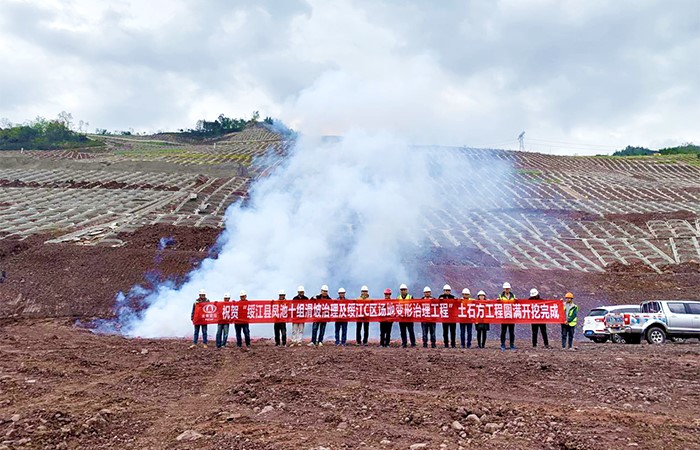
[0,0,698,154]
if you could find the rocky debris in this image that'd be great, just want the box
[484,423,503,434]
[258,405,274,415]
[409,444,428,450]
[176,430,203,441]
[465,414,481,425]
[451,420,464,431]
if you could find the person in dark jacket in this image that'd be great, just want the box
[475,290,490,348]
[215,292,232,349]
[274,290,288,347]
[421,286,437,348]
[529,288,551,348]
[379,288,393,347]
[439,284,457,348]
[290,286,308,346]
[335,288,348,346]
[190,289,209,349]
[459,288,473,349]
[310,285,331,347]
[355,286,371,346]
[397,284,416,348]
[498,282,517,351]
[235,290,251,349]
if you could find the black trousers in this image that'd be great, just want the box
[379,322,393,347]
[459,323,473,348]
[500,324,515,348]
[356,321,369,345]
[531,324,549,347]
[235,324,250,347]
[274,323,287,346]
[399,322,416,347]
[443,323,457,348]
[421,323,436,347]
[476,327,488,348]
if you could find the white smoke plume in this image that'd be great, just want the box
[120,131,511,338]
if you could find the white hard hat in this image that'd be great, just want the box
[462,288,470,295]
[443,284,451,291]
[530,288,539,297]
[399,284,408,290]
[297,286,305,292]
[199,289,206,295]
[338,287,346,293]
[321,284,329,291]
[278,290,286,295]
[423,286,431,293]
[361,285,369,291]
[502,282,511,289]
[477,290,486,297]
[239,290,247,296]
[223,292,231,298]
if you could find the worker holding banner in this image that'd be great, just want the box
[439,284,457,348]
[498,282,517,351]
[310,285,331,347]
[355,286,371,346]
[398,284,416,348]
[379,288,393,347]
[421,286,437,348]
[290,286,308,346]
[189,289,209,349]
[459,288,473,349]
[274,290,287,347]
[335,288,349,346]
[235,290,251,349]
[475,290,489,348]
[215,292,231,349]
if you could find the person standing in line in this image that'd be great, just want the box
[379,288,393,347]
[310,285,331,347]
[421,286,437,348]
[459,288,473,349]
[529,288,551,348]
[439,284,457,348]
[355,285,371,346]
[562,292,578,350]
[475,290,490,349]
[235,290,251,349]
[290,286,308,347]
[190,289,209,349]
[397,284,416,348]
[215,292,232,349]
[498,282,517,351]
[274,290,287,347]
[335,288,349,346]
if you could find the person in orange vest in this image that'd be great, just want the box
[421,286,437,348]
[355,285,371,346]
[379,288,393,347]
[459,288,473,348]
[475,290,489,348]
[189,289,209,349]
[397,284,416,348]
[498,282,517,351]
[562,292,578,350]
[439,284,457,348]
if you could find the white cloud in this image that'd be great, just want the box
[0,0,698,153]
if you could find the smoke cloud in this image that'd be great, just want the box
[118,131,511,338]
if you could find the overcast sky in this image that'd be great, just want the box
[0,0,698,154]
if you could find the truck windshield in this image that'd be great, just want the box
[589,309,607,316]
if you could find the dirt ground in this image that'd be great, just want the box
[0,319,698,450]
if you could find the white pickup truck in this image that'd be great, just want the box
[604,300,700,344]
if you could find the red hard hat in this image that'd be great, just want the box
[384,288,392,294]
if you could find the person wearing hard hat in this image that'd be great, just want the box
[274,290,288,347]
[235,290,251,349]
[310,285,331,347]
[475,290,490,348]
[498,282,517,351]
[397,284,416,348]
[335,288,349,346]
[215,292,232,349]
[379,288,393,347]
[190,289,209,349]
[355,286,371,346]
[529,288,551,348]
[290,286,308,347]
[562,292,578,350]
[421,286,437,348]
[459,288,473,349]
[439,284,457,348]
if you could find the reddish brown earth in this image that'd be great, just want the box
[0,319,699,450]
[2,224,700,449]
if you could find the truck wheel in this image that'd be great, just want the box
[611,334,626,344]
[646,327,666,345]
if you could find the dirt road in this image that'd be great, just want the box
[1,319,698,450]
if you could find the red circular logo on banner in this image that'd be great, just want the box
[203,303,217,314]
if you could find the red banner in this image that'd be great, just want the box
[192,299,565,325]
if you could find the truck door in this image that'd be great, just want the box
[686,303,700,337]
[666,302,693,333]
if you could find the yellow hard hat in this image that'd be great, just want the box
[564,292,574,299]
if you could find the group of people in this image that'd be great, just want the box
[190,283,580,351]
